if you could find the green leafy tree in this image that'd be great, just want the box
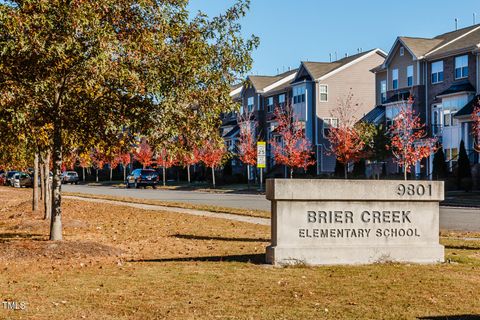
[0,0,258,240]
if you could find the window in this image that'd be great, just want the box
[407,65,413,87]
[278,94,286,106]
[380,80,387,103]
[392,69,399,89]
[293,86,305,104]
[400,47,404,56]
[431,61,444,84]
[386,105,401,127]
[319,85,328,102]
[267,97,274,113]
[455,55,468,79]
[322,117,338,138]
[247,97,254,112]
[443,113,451,127]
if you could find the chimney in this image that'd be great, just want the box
[288,66,291,71]
[455,18,458,30]
[345,53,348,58]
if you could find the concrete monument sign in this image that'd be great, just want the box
[266,179,444,265]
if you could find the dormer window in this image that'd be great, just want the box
[400,47,404,56]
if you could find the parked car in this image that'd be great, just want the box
[61,171,79,184]
[6,171,19,186]
[0,173,6,186]
[12,172,33,188]
[126,169,159,189]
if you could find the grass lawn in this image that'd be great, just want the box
[1,187,480,319]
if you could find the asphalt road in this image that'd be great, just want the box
[62,184,480,232]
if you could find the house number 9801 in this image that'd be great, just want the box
[396,184,432,196]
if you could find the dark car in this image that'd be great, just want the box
[6,171,19,186]
[61,171,79,184]
[126,169,159,189]
[12,172,33,188]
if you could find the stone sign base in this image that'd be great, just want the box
[266,179,445,266]
[267,245,444,265]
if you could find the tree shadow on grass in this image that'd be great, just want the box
[171,233,270,242]
[0,232,45,243]
[130,253,266,265]
[418,315,480,320]
[444,244,480,251]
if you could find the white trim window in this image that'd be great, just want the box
[400,47,404,56]
[247,96,254,112]
[278,93,286,106]
[386,104,401,127]
[455,55,468,79]
[431,61,444,84]
[407,65,413,87]
[267,96,274,113]
[293,86,306,104]
[392,69,399,90]
[322,117,338,138]
[319,85,328,102]
[380,80,387,103]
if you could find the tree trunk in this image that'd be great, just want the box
[49,122,63,241]
[290,167,293,179]
[247,165,250,188]
[96,169,99,182]
[110,167,113,181]
[43,151,51,220]
[163,167,166,186]
[32,152,39,212]
[82,167,85,182]
[211,166,216,188]
[344,165,348,179]
[123,165,127,182]
[40,158,45,201]
[404,166,408,180]
[187,165,191,184]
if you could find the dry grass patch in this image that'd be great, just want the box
[0,187,480,319]
[63,191,271,218]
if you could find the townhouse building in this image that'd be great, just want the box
[290,49,386,174]
[370,24,480,176]
[224,49,386,177]
[221,69,297,178]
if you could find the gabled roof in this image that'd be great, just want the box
[292,48,386,83]
[384,24,480,65]
[455,95,480,118]
[247,69,297,93]
[398,37,442,58]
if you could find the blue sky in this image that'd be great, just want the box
[188,0,480,76]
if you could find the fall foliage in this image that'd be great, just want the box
[134,141,153,169]
[270,103,315,178]
[326,93,365,179]
[387,97,437,180]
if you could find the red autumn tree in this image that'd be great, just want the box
[388,97,437,180]
[237,109,257,183]
[270,103,315,179]
[181,145,200,184]
[91,148,106,183]
[158,148,178,186]
[116,152,132,182]
[200,139,228,188]
[326,92,365,179]
[62,150,77,172]
[134,140,153,169]
[472,102,480,152]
